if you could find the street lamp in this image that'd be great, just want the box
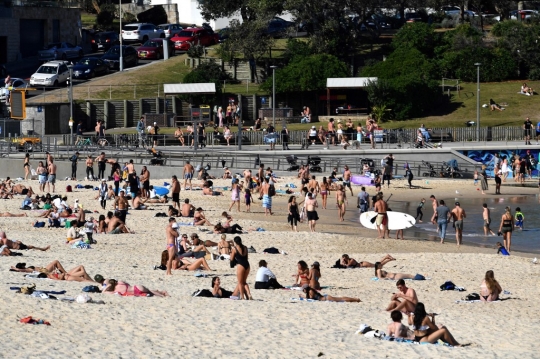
[68,66,74,145]
[474,63,481,142]
[119,0,123,71]
[270,65,278,129]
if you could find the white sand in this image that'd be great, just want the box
[0,176,539,358]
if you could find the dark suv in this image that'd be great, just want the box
[92,32,120,52]
[101,45,138,70]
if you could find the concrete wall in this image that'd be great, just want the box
[0,7,81,62]
[23,107,45,136]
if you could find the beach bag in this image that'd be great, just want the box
[465,293,480,301]
[192,289,214,298]
[332,259,346,269]
[82,285,101,293]
[66,185,73,192]
[33,221,46,228]
[268,184,276,197]
[263,247,280,254]
[440,281,456,291]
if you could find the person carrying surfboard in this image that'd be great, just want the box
[374,192,389,239]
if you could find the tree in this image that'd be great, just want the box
[260,54,349,93]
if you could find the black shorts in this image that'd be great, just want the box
[301,178,309,185]
[21,189,28,195]
[306,210,319,221]
[524,129,531,137]
[172,192,180,203]
[18,243,28,250]
[143,180,150,191]
[309,136,317,142]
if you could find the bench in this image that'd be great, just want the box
[262,116,305,125]
[426,132,453,142]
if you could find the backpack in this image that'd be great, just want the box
[82,285,101,293]
[268,184,276,197]
[465,293,480,301]
[66,185,72,192]
[439,281,456,291]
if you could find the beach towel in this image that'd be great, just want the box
[19,316,50,325]
[262,194,272,208]
[371,276,431,281]
[290,297,316,302]
[10,287,66,295]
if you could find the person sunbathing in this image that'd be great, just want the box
[480,270,502,302]
[387,311,414,339]
[489,98,503,111]
[408,302,461,346]
[173,255,213,271]
[375,262,424,280]
[102,278,169,297]
[217,234,233,256]
[142,195,168,204]
[0,212,27,217]
[11,184,34,196]
[10,260,94,282]
[309,261,322,290]
[341,254,395,268]
[211,276,234,298]
[302,284,361,302]
[202,186,223,196]
[521,83,533,96]
[294,260,310,287]
[0,231,50,251]
[385,279,419,313]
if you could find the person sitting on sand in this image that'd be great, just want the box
[163,250,213,271]
[107,211,134,234]
[222,167,232,179]
[309,261,322,290]
[0,212,27,217]
[293,260,310,287]
[408,302,461,346]
[480,270,502,302]
[217,234,233,256]
[211,276,234,298]
[141,196,168,204]
[255,260,284,289]
[193,207,213,226]
[132,194,149,210]
[168,205,179,217]
[302,284,361,302]
[97,215,107,234]
[11,260,94,282]
[387,311,414,339]
[202,183,223,196]
[66,221,84,243]
[0,231,50,251]
[181,199,195,217]
[375,262,425,280]
[385,279,419,313]
[101,278,169,297]
[341,254,395,268]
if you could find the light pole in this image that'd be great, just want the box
[474,63,481,142]
[270,65,277,129]
[68,67,74,145]
[119,0,123,71]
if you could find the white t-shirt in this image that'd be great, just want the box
[53,198,65,210]
[84,222,95,233]
[256,267,276,282]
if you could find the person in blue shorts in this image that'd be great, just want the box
[514,207,524,230]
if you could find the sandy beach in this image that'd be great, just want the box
[0,174,539,358]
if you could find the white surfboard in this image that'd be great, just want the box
[359,211,416,231]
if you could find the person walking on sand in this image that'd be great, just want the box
[336,184,347,222]
[46,158,57,193]
[385,279,418,313]
[228,178,241,212]
[305,193,319,232]
[343,166,353,196]
[429,195,439,232]
[165,217,177,275]
[287,196,300,232]
[374,192,389,239]
[171,175,180,210]
[230,236,252,300]
[23,153,30,180]
[435,200,452,244]
[451,202,466,247]
[183,161,194,190]
[479,165,488,194]
[482,203,495,236]
[261,177,273,216]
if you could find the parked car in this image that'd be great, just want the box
[217,27,230,43]
[137,38,175,59]
[38,42,83,62]
[170,27,219,52]
[91,32,120,52]
[72,57,109,79]
[122,23,165,43]
[158,23,183,38]
[0,78,29,102]
[29,61,70,87]
[266,17,295,38]
[511,9,538,20]
[101,45,138,70]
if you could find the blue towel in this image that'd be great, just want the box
[10,287,66,295]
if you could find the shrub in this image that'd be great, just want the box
[528,68,540,80]
[96,4,116,27]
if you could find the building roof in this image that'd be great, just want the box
[163,83,216,94]
[326,77,378,89]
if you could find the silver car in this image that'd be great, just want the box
[38,42,84,62]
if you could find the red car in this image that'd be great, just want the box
[170,27,219,52]
[137,38,175,59]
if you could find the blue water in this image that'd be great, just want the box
[360,196,540,254]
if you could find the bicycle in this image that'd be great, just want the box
[74,137,97,152]
[116,134,136,151]
[138,133,152,149]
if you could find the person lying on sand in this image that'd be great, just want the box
[302,284,361,302]
[375,262,425,280]
[163,250,213,271]
[100,278,168,297]
[341,254,395,268]
[0,212,27,217]
[11,184,34,196]
[11,260,94,282]
[0,231,50,251]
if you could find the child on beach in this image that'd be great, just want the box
[387,311,413,339]
[496,242,510,256]
[244,189,253,212]
[415,198,425,223]
[514,207,524,230]
[473,170,479,185]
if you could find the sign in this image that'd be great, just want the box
[261,97,267,105]
[37,106,42,113]
[374,130,384,143]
